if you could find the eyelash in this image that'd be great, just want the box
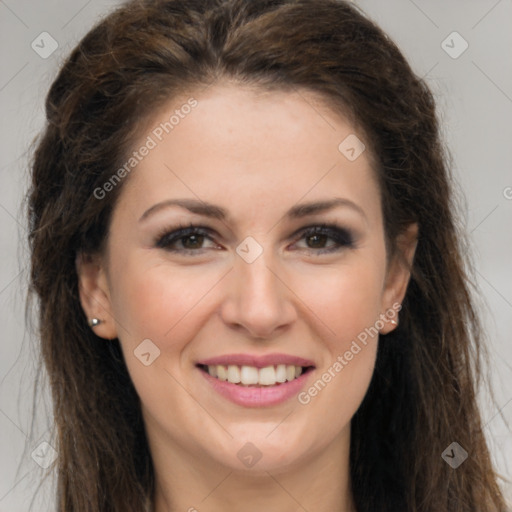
[154,222,355,256]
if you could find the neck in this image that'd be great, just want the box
[149,422,356,512]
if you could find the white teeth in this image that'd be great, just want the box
[205,364,306,386]
[259,365,276,385]
[275,364,287,383]
[217,365,228,381]
[240,365,259,385]
[227,365,241,383]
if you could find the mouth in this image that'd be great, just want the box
[197,363,315,387]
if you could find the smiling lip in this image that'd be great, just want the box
[198,367,314,407]
[196,353,315,368]
[196,353,316,408]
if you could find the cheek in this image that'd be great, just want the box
[291,261,383,412]
[110,249,386,365]
[293,259,385,340]
[108,261,208,407]
[109,256,216,339]
[107,257,228,400]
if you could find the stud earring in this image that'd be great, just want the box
[390,319,398,326]
[88,318,103,327]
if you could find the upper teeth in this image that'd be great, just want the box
[207,364,303,386]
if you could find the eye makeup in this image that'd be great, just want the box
[154,222,356,256]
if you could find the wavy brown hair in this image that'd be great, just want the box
[25,0,508,510]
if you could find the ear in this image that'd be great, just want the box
[75,252,118,340]
[379,223,418,334]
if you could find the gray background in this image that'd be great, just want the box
[0,0,511,510]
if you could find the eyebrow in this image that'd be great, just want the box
[138,197,367,223]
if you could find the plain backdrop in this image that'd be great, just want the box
[0,0,511,510]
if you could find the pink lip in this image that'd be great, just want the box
[197,353,315,369]
[198,366,314,408]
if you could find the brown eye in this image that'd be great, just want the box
[295,224,355,254]
[156,225,218,254]
[180,233,205,249]
[305,233,330,249]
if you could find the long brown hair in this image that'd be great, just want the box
[25,0,508,510]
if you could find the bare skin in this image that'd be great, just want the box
[77,81,417,512]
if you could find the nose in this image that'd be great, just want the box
[219,248,297,340]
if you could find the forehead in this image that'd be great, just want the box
[113,83,381,226]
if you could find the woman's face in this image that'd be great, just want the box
[78,83,414,475]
